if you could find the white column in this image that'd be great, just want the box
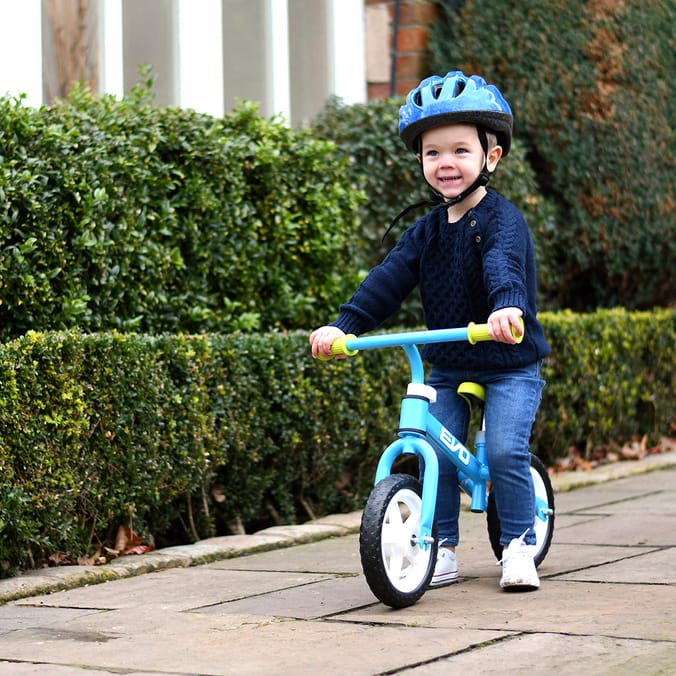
[122,0,179,106]
[0,0,43,106]
[101,0,124,98]
[329,0,366,105]
[178,0,223,116]
[268,0,291,121]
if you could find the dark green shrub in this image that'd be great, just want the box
[0,309,672,575]
[532,308,675,465]
[0,85,363,338]
[429,0,675,310]
[309,96,559,321]
[0,332,226,571]
[0,330,404,574]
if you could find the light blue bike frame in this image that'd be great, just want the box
[341,326,490,550]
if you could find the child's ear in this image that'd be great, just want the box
[416,153,422,164]
[487,145,503,172]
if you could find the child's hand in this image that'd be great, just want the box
[309,326,347,359]
[487,308,524,344]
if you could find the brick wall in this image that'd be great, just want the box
[365,0,440,99]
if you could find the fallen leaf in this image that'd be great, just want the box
[114,525,144,552]
[48,551,74,566]
[122,544,155,556]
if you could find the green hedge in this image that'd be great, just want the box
[0,330,403,575]
[534,308,675,459]
[1,308,673,576]
[428,0,675,310]
[0,83,362,338]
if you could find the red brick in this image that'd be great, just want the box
[395,53,425,79]
[395,78,421,96]
[396,26,429,52]
[368,82,393,99]
[398,1,441,26]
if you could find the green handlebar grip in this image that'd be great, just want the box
[467,322,491,344]
[331,334,358,357]
[467,319,524,344]
[316,334,359,361]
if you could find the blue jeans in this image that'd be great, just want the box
[427,361,545,547]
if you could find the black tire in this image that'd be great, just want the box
[486,454,554,566]
[359,474,438,608]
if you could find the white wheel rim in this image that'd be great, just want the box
[380,488,433,592]
[529,466,552,558]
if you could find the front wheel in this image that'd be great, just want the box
[359,474,438,608]
[486,454,555,566]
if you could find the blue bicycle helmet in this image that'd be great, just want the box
[399,71,513,155]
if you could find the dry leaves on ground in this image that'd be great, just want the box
[552,434,676,474]
[48,525,155,568]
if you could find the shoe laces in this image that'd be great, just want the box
[497,529,530,566]
[436,538,456,562]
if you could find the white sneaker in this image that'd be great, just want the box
[430,547,458,587]
[499,533,540,591]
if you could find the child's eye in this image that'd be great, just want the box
[425,149,439,157]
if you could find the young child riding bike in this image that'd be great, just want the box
[310,71,550,591]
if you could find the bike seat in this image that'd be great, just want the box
[457,381,486,409]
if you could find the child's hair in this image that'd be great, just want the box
[485,131,498,151]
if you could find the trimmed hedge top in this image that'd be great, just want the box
[0,83,363,339]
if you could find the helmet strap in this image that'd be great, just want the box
[383,127,492,243]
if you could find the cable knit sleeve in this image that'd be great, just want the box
[330,219,425,335]
[480,198,530,314]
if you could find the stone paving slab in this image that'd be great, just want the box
[0,457,674,675]
[0,605,510,676]
[14,568,336,613]
[0,666,120,676]
[554,546,676,584]
[0,606,100,635]
[341,577,676,642]
[396,633,676,675]
[212,534,363,574]
[540,542,661,577]
[573,488,676,516]
[198,574,372,620]
[551,512,675,547]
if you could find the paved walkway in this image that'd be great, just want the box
[1,453,675,675]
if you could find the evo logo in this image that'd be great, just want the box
[439,426,471,465]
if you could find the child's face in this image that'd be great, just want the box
[417,124,501,201]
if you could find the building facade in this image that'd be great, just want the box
[0,0,438,123]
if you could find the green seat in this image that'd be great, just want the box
[457,381,485,409]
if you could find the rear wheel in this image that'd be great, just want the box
[486,454,554,565]
[359,474,437,608]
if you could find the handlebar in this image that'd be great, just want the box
[326,320,524,359]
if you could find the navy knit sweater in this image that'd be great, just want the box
[331,189,550,371]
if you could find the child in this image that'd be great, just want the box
[310,71,550,591]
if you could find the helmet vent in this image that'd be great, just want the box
[398,72,513,154]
